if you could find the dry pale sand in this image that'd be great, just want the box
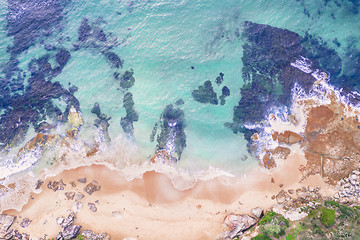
[4,147,335,240]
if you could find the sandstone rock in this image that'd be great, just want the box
[277,131,303,145]
[78,178,86,183]
[305,105,334,133]
[47,180,66,192]
[81,230,98,239]
[84,181,101,195]
[276,190,292,204]
[70,181,76,187]
[20,218,31,228]
[262,152,276,169]
[73,202,83,213]
[62,225,81,240]
[98,232,111,240]
[65,192,75,200]
[251,207,264,219]
[88,203,97,212]
[272,146,291,159]
[223,214,257,239]
[288,189,294,194]
[57,213,75,229]
[75,193,85,201]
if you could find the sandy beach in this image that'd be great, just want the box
[3,146,334,240]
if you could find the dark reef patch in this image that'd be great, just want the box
[192,80,218,105]
[6,0,68,57]
[219,86,230,105]
[120,92,138,138]
[91,103,111,143]
[152,105,186,161]
[119,69,135,89]
[175,99,185,106]
[227,21,328,140]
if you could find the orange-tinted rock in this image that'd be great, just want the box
[66,129,77,138]
[86,145,99,157]
[18,133,58,156]
[272,131,279,141]
[272,146,291,159]
[150,149,176,164]
[277,131,303,145]
[306,105,334,133]
[262,152,276,169]
[250,133,259,141]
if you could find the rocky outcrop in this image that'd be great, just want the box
[221,214,258,239]
[334,169,360,204]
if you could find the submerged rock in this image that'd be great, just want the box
[120,69,135,89]
[121,92,138,138]
[215,72,224,86]
[192,80,218,105]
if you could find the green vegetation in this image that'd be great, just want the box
[320,208,336,227]
[250,201,360,240]
[251,234,272,240]
[258,211,289,238]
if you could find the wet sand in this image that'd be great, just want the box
[3,147,334,239]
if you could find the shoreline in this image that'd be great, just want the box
[3,146,334,239]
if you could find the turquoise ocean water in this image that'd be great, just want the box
[1,0,360,194]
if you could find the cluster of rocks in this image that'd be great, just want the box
[0,176,110,240]
[217,207,264,240]
[55,212,111,240]
[56,213,81,240]
[47,179,67,192]
[334,169,360,203]
[273,186,322,210]
[0,215,30,240]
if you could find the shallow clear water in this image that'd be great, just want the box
[1,0,360,181]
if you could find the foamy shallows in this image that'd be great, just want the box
[1,0,360,211]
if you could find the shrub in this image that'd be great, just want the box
[251,234,272,240]
[321,208,336,227]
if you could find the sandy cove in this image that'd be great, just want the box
[3,146,334,240]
